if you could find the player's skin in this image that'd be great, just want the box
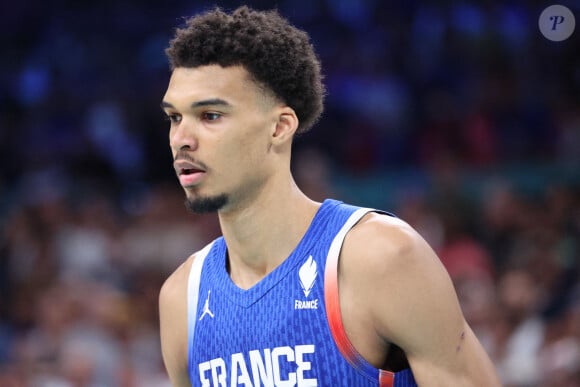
[158,65,501,387]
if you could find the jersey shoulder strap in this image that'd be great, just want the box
[187,239,217,368]
[324,205,417,387]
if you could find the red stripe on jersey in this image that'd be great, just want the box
[324,245,397,382]
[379,369,395,387]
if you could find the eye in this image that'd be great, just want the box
[202,112,222,122]
[165,113,182,124]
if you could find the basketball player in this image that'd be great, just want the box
[159,6,500,386]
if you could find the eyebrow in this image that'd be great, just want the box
[160,98,232,110]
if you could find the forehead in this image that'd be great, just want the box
[164,65,264,106]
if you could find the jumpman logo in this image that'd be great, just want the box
[199,290,214,321]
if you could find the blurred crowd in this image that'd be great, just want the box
[1,0,579,386]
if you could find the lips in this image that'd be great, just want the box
[173,159,207,187]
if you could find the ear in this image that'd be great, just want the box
[271,106,299,145]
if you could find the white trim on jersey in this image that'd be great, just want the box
[187,240,215,366]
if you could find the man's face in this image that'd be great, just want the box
[161,65,280,213]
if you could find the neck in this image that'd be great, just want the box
[217,177,320,289]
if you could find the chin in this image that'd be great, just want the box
[185,194,228,214]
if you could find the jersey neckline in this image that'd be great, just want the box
[210,198,342,307]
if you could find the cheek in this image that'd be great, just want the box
[214,117,273,173]
[212,138,253,179]
[231,132,269,164]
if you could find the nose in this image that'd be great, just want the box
[169,118,198,152]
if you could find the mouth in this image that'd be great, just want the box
[174,159,207,187]
[174,159,206,173]
[180,167,203,176]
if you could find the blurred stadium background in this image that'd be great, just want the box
[1,0,579,386]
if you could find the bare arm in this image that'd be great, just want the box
[159,257,194,387]
[342,214,500,386]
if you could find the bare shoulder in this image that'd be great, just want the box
[159,252,196,325]
[340,212,500,385]
[341,211,434,276]
[340,211,452,335]
[340,211,451,314]
[160,253,195,305]
[159,252,197,387]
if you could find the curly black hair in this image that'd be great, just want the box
[166,6,325,134]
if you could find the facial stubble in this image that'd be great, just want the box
[185,194,228,214]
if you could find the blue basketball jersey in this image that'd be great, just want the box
[187,199,417,386]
